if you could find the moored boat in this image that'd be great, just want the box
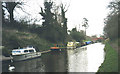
[11,46,41,61]
[85,41,92,45]
[50,47,61,51]
[50,44,63,51]
[67,42,76,49]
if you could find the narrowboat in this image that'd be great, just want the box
[50,47,62,51]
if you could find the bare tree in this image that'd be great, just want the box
[2,1,29,23]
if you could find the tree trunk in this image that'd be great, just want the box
[10,11,14,22]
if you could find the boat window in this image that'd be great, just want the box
[29,50,34,53]
[24,50,29,53]
[12,51,21,53]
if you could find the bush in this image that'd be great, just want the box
[2,47,11,57]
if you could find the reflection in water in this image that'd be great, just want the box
[41,51,67,72]
[67,43,105,72]
[2,50,67,72]
[67,47,88,72]
[14,58,45,72]
[87,43,105,72]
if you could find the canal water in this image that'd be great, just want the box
[67,43,105,72]
[2,43,105,72]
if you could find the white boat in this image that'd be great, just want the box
[11,46,41,61]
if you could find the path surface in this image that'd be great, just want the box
[109,41,119,53]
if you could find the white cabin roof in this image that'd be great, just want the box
[12,46,36,55]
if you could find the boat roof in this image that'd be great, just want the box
[12,46,35,51]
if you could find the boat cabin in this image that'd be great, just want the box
[12,46,36,56]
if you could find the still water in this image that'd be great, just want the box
[2,43,105,72]
[67,43,105,72]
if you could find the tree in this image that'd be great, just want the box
[108,0,120,14]
[39,0,70,43]
[91,35,97,38]
[70,28,85,42]
[2,1,25,23]
[82,18,89,38]
[60,4,68,43]
[104,0,120,40]
[2,4,5,23]
[104,13,118,40]
[4,2,20,22]
[40,1,55,41]
[39,1,63,42]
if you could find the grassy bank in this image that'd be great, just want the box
[97,41,118,73]
[2,28,54,56]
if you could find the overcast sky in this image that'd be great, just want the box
[14,0,111,37]
[65,0,110,36]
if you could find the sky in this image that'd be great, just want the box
[13,0,111,37]
[64,0,110,36]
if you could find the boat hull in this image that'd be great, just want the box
[67,46,76,49]
[50,49,62,51]
[12,52,41,61]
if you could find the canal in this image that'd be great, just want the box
[2,43,105,72]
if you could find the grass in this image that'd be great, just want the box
[97,41,118,73]
[2,28,54,56]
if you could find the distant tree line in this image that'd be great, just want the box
[68,28,85,42]
[104,0,120,40]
